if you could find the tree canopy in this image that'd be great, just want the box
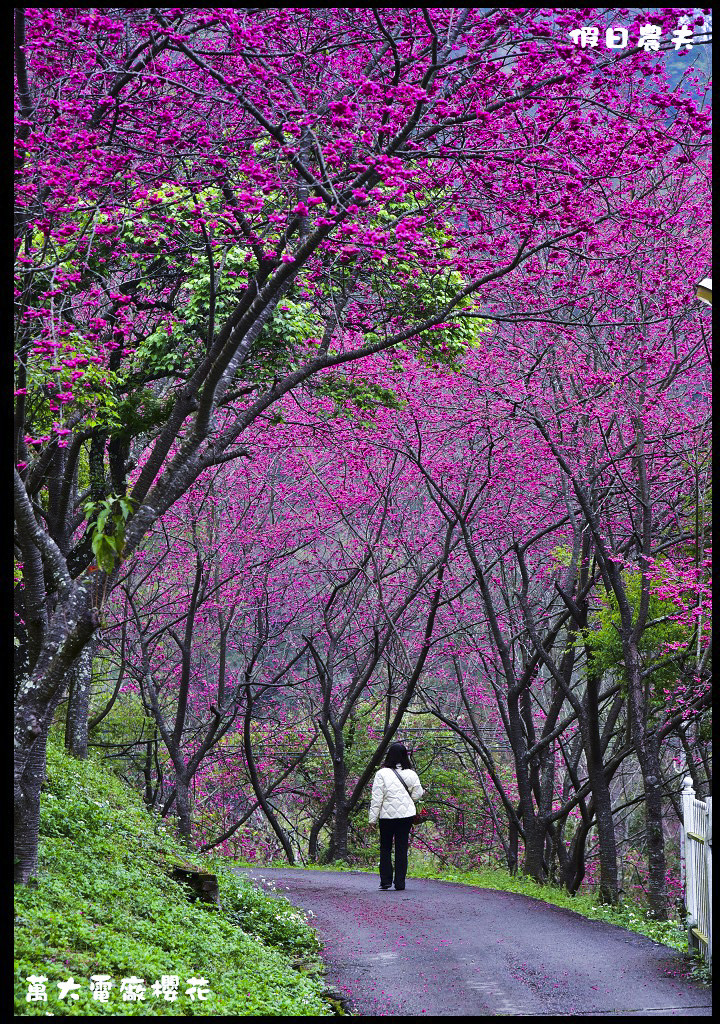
[15,8,711,917]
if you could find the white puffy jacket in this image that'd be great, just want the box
[369,765,424,824]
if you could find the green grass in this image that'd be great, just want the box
[14,740,335,1016]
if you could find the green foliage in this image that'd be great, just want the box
[22,335,125,439]
[83,495,134,573]
[213,869,322,955]
[113,387,176,443]
[549,544,573,569]
[250,296,326,381]
[580,572,690,705]
[119,183,327,387]
[313,373,406,420]
[14,740,334,1016]
[133,328,191,380]
[687,950,712,986]
[75,366,125,433]
[412,281,488,370]
[366,193,490,369]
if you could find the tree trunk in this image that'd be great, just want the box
[508,691,545,882]
[15,678,74,882]
[309,794,335,862]
[562,817,590,894]
[143,737,154,808]
[14,725,50,884]
[625,642,667,919]
[328,725,350,861]
[175,775,192,844]
[507,813,519,874]
[243,691,295,864]
[590,772,619,904]
[543,828,556,883]
[14,589,98,884]
[64,640,97,758]
[583,664,620,905]
[328,800,349,862]
[522,815,547,882]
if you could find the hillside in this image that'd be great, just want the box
[14,738,337,1016]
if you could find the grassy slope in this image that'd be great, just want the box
[14,740,335,1016]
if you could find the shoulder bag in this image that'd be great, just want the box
[390,768,423,824]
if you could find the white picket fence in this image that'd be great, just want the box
[680,776,712,966]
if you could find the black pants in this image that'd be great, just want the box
[378,816,414,888]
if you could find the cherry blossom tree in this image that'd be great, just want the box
[14,6,711,883]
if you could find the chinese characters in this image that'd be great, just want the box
[25,974,210,1004]
[569,24,698,51]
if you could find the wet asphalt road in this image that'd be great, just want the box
[236,867,711,1017]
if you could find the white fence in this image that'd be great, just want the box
[681,776,712,966]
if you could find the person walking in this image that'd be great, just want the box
[368,741,424,890]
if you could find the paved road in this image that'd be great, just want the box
[236,867,711,1016]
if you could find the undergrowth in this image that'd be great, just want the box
[14,739,335,1016]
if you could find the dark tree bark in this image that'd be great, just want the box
[310,521,457,864]
[530,412,670,918]
[243,687,296,864]
[64,638,99,759]
[174,775,193,844]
